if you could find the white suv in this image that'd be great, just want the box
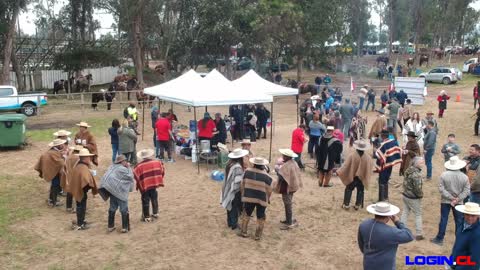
[419,67,462,85]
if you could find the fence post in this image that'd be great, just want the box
[36,95,41,116]
[81,93,85,115]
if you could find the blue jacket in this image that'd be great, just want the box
[451,220,480,270]
[108,127,119,145]
[397,91,408,104]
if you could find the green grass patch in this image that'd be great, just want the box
[26,117,113,142]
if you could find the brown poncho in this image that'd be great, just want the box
[368,115,387,139]
[275,159,303,193]
[61,154,80,192]
[337,150,373,189]
[70,162,98,202]
[34,149,65,182]
[399,140,421,175]
[74,131,98,165]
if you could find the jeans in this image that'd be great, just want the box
[157,140,171,159]
[257,123,267,138]
[401,196,423,236]
[342,119,352,141]
[424,149,434,178]
[226,192,242,228]
[244,202,266,219]
[294,152,304,169]
[365,99,375,111]
[49,175,61,204]
[112,143,119,163]
[153,131,159,157]
[359,97,365,110]
[123,152,134,164]
[109,194,129,214]
[475,118,480,135]
[470,192,480,204]
[66,192,76,209]
[282,192,294,224]
[141,188,158,218]
[435,203,463,241]
[76,187,89,226]
[378,167,392,201]
[343,177,364,207]
[308,135,320,155]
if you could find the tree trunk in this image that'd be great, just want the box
[225,49,232,80]
[132,1,145,88]
[11,49,25,91]
[387,0,395,58]
[1,2,20,85]
[296,55,303,82]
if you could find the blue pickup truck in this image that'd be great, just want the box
[0,85,47,116]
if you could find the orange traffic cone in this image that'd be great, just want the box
[456,93,461,102]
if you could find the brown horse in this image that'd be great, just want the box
[419,54,429,67]
[136,90,155,108]
[407,58,414,67]
[298,82,317,96]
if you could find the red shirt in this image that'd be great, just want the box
[155,118,171,141]
[291,128,305,154]
[197,119,216,138]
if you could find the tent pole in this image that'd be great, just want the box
[194,107,200,174]
[269,101,274,162]
[205,106,208,113]
[170,102,173,112]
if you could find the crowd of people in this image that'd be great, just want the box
[33,81,480,269]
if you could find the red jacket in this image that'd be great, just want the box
[474,86,478,99]
[291,128,305,154]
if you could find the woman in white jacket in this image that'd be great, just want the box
[402,112,425,149]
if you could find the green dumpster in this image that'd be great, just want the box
[0,114,27,147]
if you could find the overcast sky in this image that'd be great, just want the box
[18,1,480,38]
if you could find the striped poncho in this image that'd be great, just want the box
[133,159,165,193]
[100,163,134,202]
[375,139,402,172]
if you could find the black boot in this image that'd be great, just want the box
[384,184,389,201]
[121,212,129,233]
[343,188,353,207]
[355,190,365,210]
[378,184,386,202]
[108,211,116,232]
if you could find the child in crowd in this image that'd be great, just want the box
[440,134,461,161]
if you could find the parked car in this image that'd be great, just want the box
[271,63,289,72]
[418,67,462,85]
[463,57,478,73]
[236,57,255,70]
[0,85,47,116]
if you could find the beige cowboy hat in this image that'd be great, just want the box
[228,148,249,159]
[249,157,269,166]
[76,121,91,128]
[217,143,229,153]
[444,156,467,171]
[114,154,128,164]
[327,126,335,131]
[48,138,67,147]
[455,202,480,216]
[366,202,400,216]
[241,139,254,145]
[69,145,84,152]
[53,129,72,137]
[75,148,95,157]
[310,95,321,100]
[279,148,298,158]
[137,148,155,160]
[353,140,370,151]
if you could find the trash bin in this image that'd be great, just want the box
[0,114,27,147]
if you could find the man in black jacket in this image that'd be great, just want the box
[255,104,270,140]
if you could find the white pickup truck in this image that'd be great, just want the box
[0,85,47,116]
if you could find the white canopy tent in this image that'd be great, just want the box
[232,69,298,96]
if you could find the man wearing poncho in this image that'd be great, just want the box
[100,155,134,233]
[35,139,67,207]
[375,130,402,202]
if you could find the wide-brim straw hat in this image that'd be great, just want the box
[228,148,249,159]
[327,126,335,131]
[366,202,400,216]
[137,149,155,160]
[76,148,95,157]
[353,140,370,151]
[48,138,67,147]
[310,95,321,100]
[69,145,84,152]
[426,111,434,115]
[455,202,480,216]
[114,154,127,164]
[249,157,269,166]
[217,143,229,152]
[279,148,298,158]
[241,139,253,145]
[53,129,72,137]
[444,156,467,170]
[76,121,91,128]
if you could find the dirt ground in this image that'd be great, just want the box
[0,66,478,269]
